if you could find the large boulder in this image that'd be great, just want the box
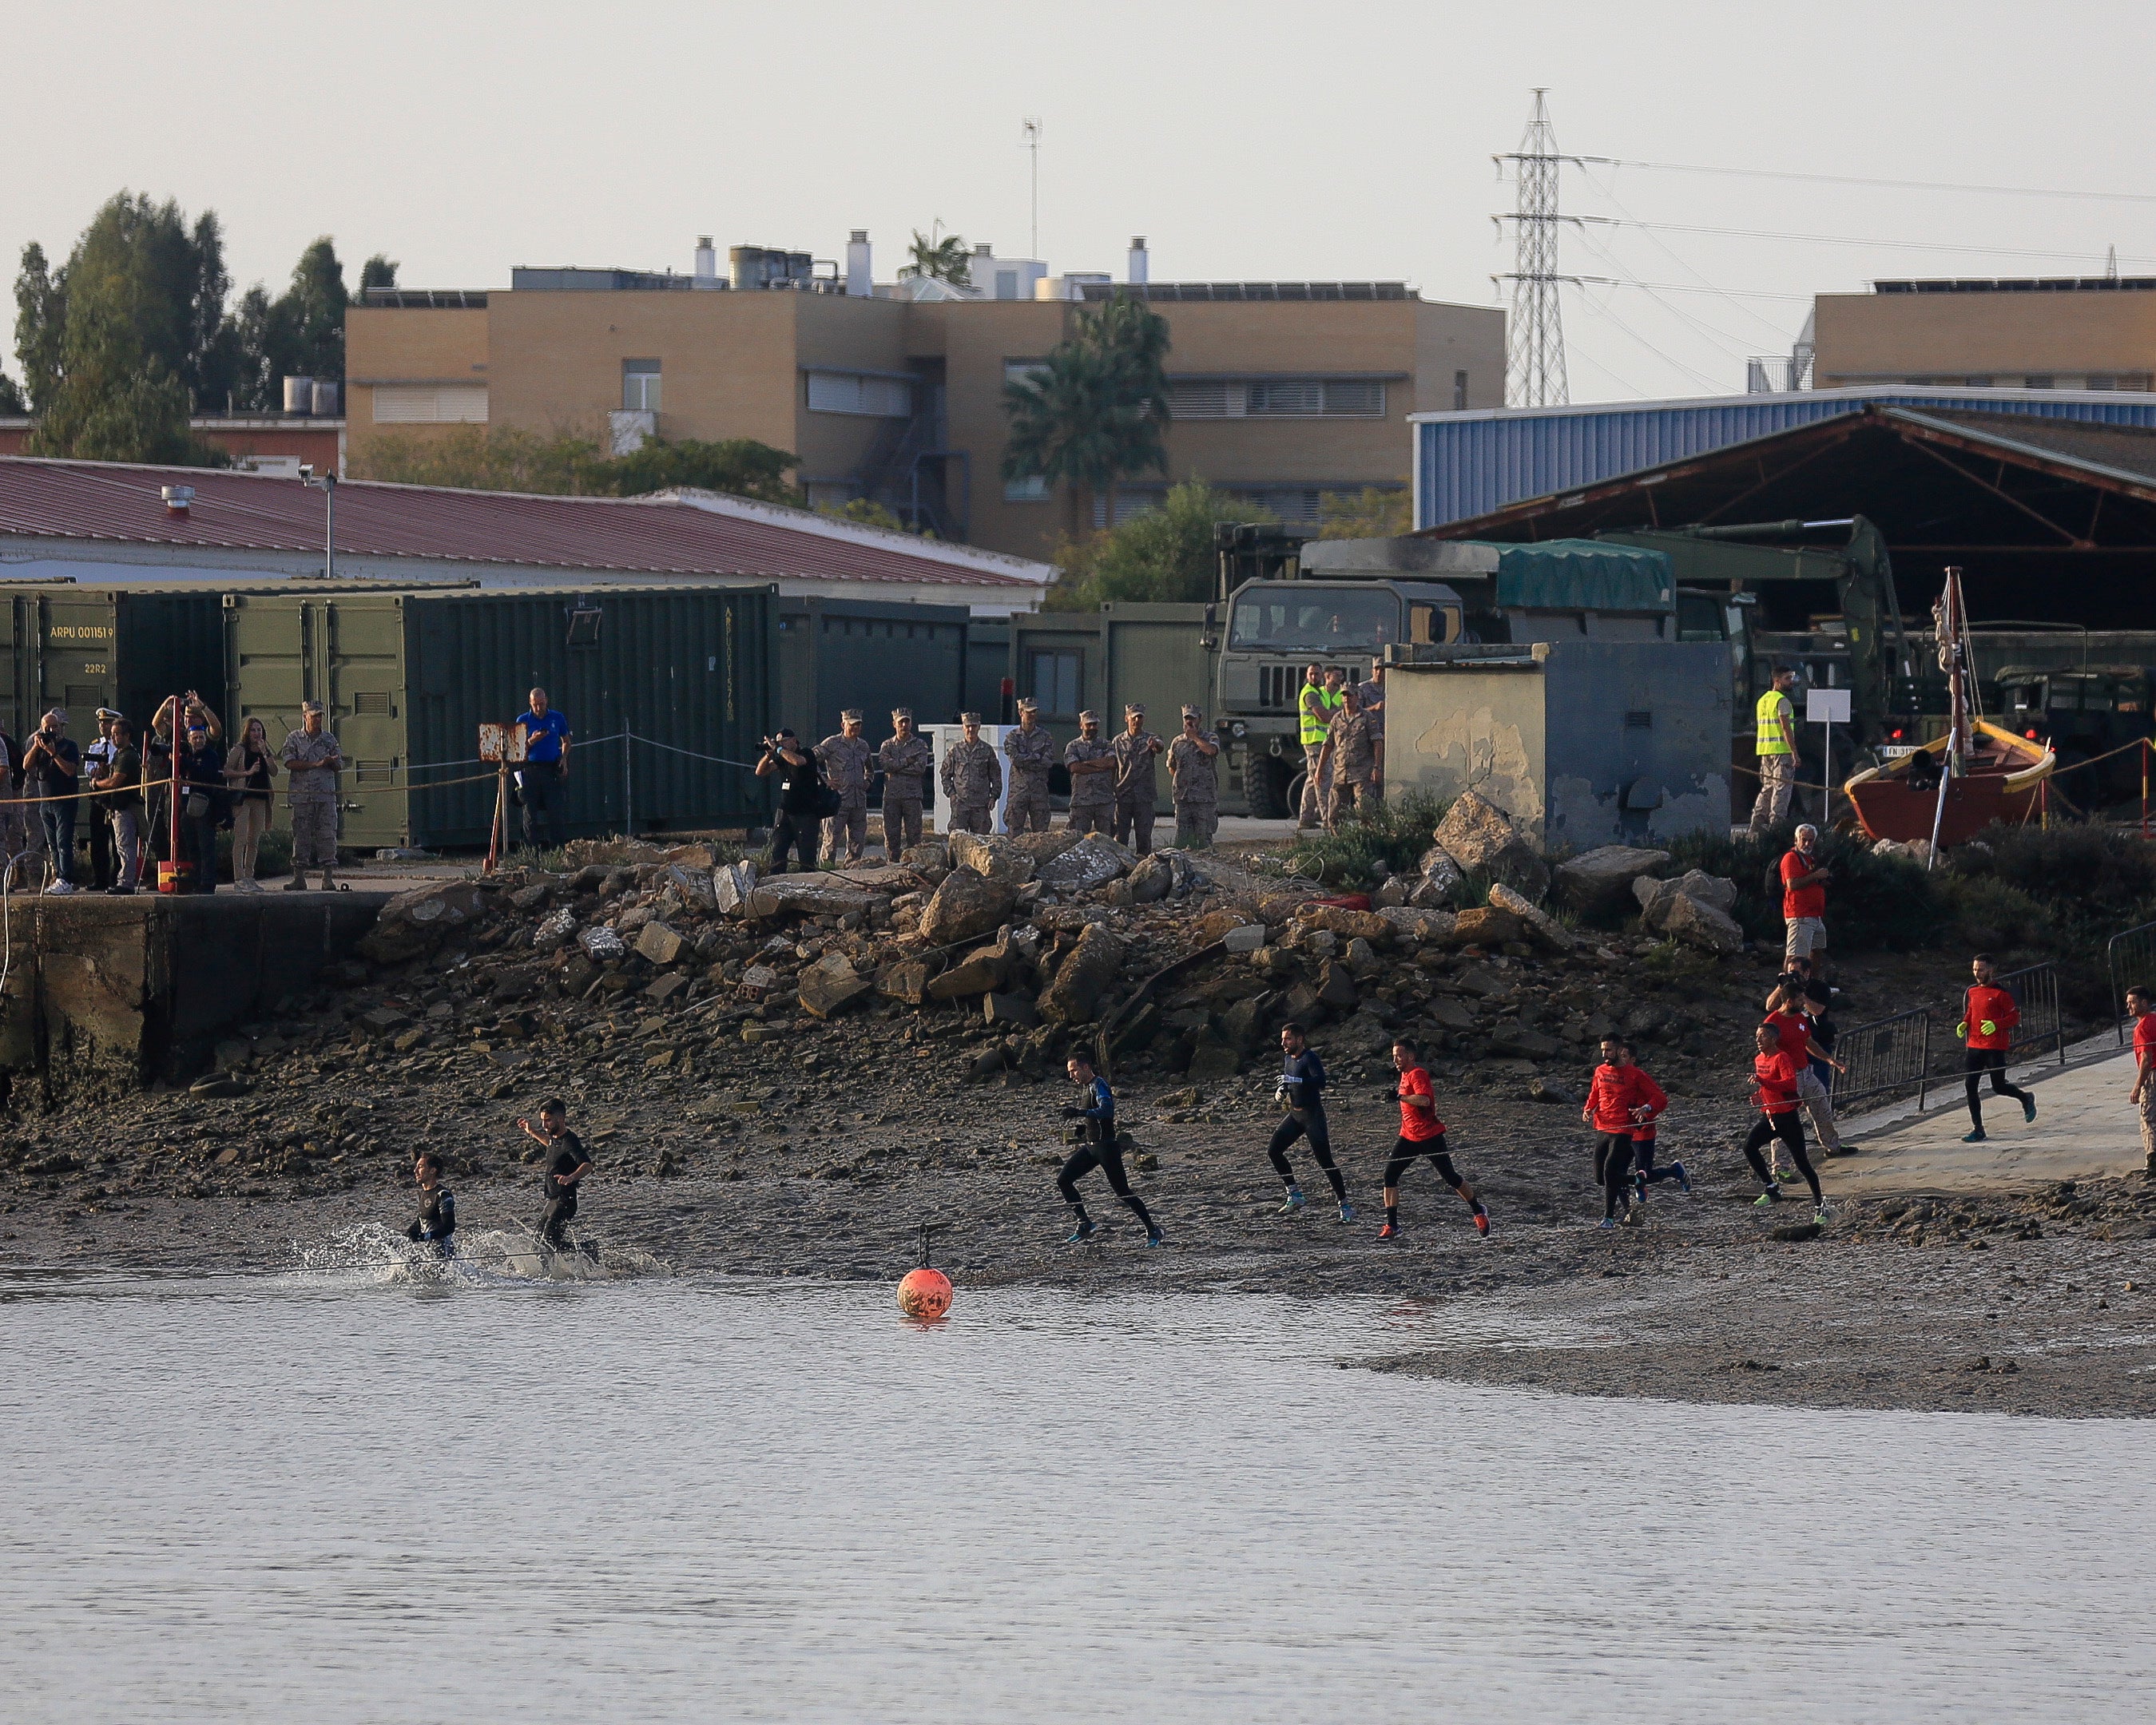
[1554,846,1671,920]
[1377,906,1459,944]
[355,880,494,964]
[921,870,1018,946]
[949,831,1035,885]
[634,921,686,966]
[744,877,879,919]
[1432,792,1549,899]
[713,859,758,914]
[1010,831,1080,865]
[1659,890,1744,954]
[663,862,719,913]
[798,953,872,1018]
[1443,905,1525,948]
[1126,853,1175,903]
[1415,846,1466,905]
[1293,904,1393,943]
[1037,834,1134,894]
[927,935,1014,1000]
[1038,923,1127,1025]
[1488,1022,1564,1061]
[1487,882,1576,952]
[1634,869,1738,922]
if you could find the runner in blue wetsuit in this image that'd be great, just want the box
[1055,1053,1162,1247]
[1265,1021,1352,1221]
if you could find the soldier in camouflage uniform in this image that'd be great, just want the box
[1062,711,1117,837]
[1002,698,1058,834]
[1110,704,1165,856]
[1168,704,1222,851]
[939,712,1003,835]
[877,707,932,855]
[1318,684,1382,831]
[279,700,344,890]
[816,708,874,865]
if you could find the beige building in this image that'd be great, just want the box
[347,247,1503,562]
[1813,278,2156,392]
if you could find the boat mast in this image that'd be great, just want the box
[1927,565,1967,865]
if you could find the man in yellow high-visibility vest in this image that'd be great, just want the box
[1296,664,1345,829]
[1749,664,1800,834]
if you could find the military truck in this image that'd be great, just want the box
[1996,662,2154,808]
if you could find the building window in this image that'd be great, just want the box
[1027,648,1082,718]
[805,370,913,416]
[1004,358,1050,388]
[1453,369,1469,410]
[622,359,661,413]
[1163,376,1388,418]
[371,383,489,424]
[1005,474,1050,502]
[2024,375,2055,390]
[1090,486,1168,527]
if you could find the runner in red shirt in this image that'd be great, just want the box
[1742,1022,1825,1220]
[1582,1037,1674,1227]
[1959,952,2035,1144]
[2126,983,2156,1177]
[1377,1037,1489,1241]
[1765,977,1845,1160]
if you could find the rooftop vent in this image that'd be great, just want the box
[161,484,195,519]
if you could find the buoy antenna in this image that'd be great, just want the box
[916,1219,952,1268]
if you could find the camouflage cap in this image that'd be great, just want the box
[840,708,864,724]
[1078,709,1100,724]
[300,700,325,716]
[1015,697,1039,712]
[959,711,982,724]
[1181,704,1202,720]
[1124,703,1145,717]
[890,706,913,721]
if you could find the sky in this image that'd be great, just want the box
[9,0,2156,406]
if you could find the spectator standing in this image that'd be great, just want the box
[2126,984,2156,1178]
[1167,705,1221,850]
[1062,711,1117,837]
[1296,664,1344,829]
[280,700,343,892]
[1749,664,1800,833]
[1352,664,1386,787]
[754,728,824,874]
[1781,823,1830,968]
[177,720,225,894]
[1318,685,1381,830]
[512,687,570,854]
[816,708,874,865]
[81,708,121,890]
[1110,704,1165,855]
[223,716,277,892]
[22,709,81,894]
[149,692,224,880]
[1002,700,1058,834]
[939,713,1002,835]
[877,708,932,855]
[92,720,143,894]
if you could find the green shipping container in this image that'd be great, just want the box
[224,585,776,851]
[0,585,231,743]
[772,597,973,747]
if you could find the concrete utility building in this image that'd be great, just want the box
[1813,277,2156,392]
[347,234,1503,562]
[0,457,1055,614]
[0,413,346,478]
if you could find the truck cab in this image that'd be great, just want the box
[1997,663,2153,807]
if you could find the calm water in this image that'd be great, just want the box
[2,1238,2150,1723]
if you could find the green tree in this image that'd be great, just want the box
[280,237,347,379]
[1316,485,1412,539]
[14,241,68,412]
[900,228,972,287]
[184,211,240,411]
[348,426,610,493]
[604,436,800,502]
[0,371,24,414]
[1046,480,1269,610]
[817,497,911,533]
[1003,290,1172,534]
[359,254,399,292]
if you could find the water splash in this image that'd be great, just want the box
[289,1223,671,1287]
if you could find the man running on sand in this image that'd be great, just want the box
[1377,1037,1489,1241]
[519,1099,591,1249]
[1583,1037,1670,1227]
[1961,952,2036,1144]
[1056,1052,1162,1247]
[1267,1021,1352,1221]
[1742,1022,1826,1222]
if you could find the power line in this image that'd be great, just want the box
[1582,213,2155,267]
[1584,157,2156,205]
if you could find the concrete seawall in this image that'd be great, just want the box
[0,891,388,1100]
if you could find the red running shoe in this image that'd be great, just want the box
[1376,1222,1401,1241]
[1473,1209,1491,1238]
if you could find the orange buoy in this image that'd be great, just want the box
[897,1267,953,1321]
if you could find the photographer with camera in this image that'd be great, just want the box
[21,708,81,894]
[754,727,827,875]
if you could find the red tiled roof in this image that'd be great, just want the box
[0,457,1048,589]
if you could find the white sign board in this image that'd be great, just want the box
[927,724,1014,834]
[1806,688,1852,725]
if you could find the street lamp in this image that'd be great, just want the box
[297,463,337,580]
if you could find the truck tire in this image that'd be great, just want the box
[1248,756,1294,819]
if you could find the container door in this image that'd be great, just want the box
[325,599,408,851]
[0,596,27,741]
[1106,615,1212,813]
[226,596,310,839]
[38,593,120,732]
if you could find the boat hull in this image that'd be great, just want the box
[1845,774,2040,845]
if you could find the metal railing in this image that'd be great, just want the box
[1830,961,2063,1112]
[2109,919,2156,1046]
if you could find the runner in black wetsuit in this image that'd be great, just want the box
[1266,1021,1353,1221]
[1056,1053,1162,1246]
[404,1152,456,1255]
[518,1097,590,1249]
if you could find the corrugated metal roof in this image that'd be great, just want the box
[1412,387,2156,529]
[0,457,1051,590]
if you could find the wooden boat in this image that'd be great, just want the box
[1842,720,2054,844]
[1842,566,2055,847]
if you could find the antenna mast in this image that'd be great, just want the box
[1496,89,1570,407]
[1023,117,1042,260]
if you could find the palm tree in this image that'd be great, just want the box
[900,228,971,288]
[1002,292,1171,533]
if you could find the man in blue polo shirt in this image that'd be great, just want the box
[514,687,571,851]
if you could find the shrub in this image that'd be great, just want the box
[1664,824,1951,952]
[1280,793,1447,888]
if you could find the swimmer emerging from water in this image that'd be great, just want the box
[519,1098,590,1249]
[404,1152,456,1254]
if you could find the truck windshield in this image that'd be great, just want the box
[1229,589,1399,652]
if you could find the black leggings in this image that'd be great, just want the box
[1384,1132,1465,1192]
[1594,1131,1635,1219]
[765,809,820,874]
[1268,1109,1346,1200]
[538,1192,578,1247]
[1965,1049,2031,1129]
[1741,1112,1820,1204]
[1633,1135,1682,1183]
[1058,1140,1155,1231]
